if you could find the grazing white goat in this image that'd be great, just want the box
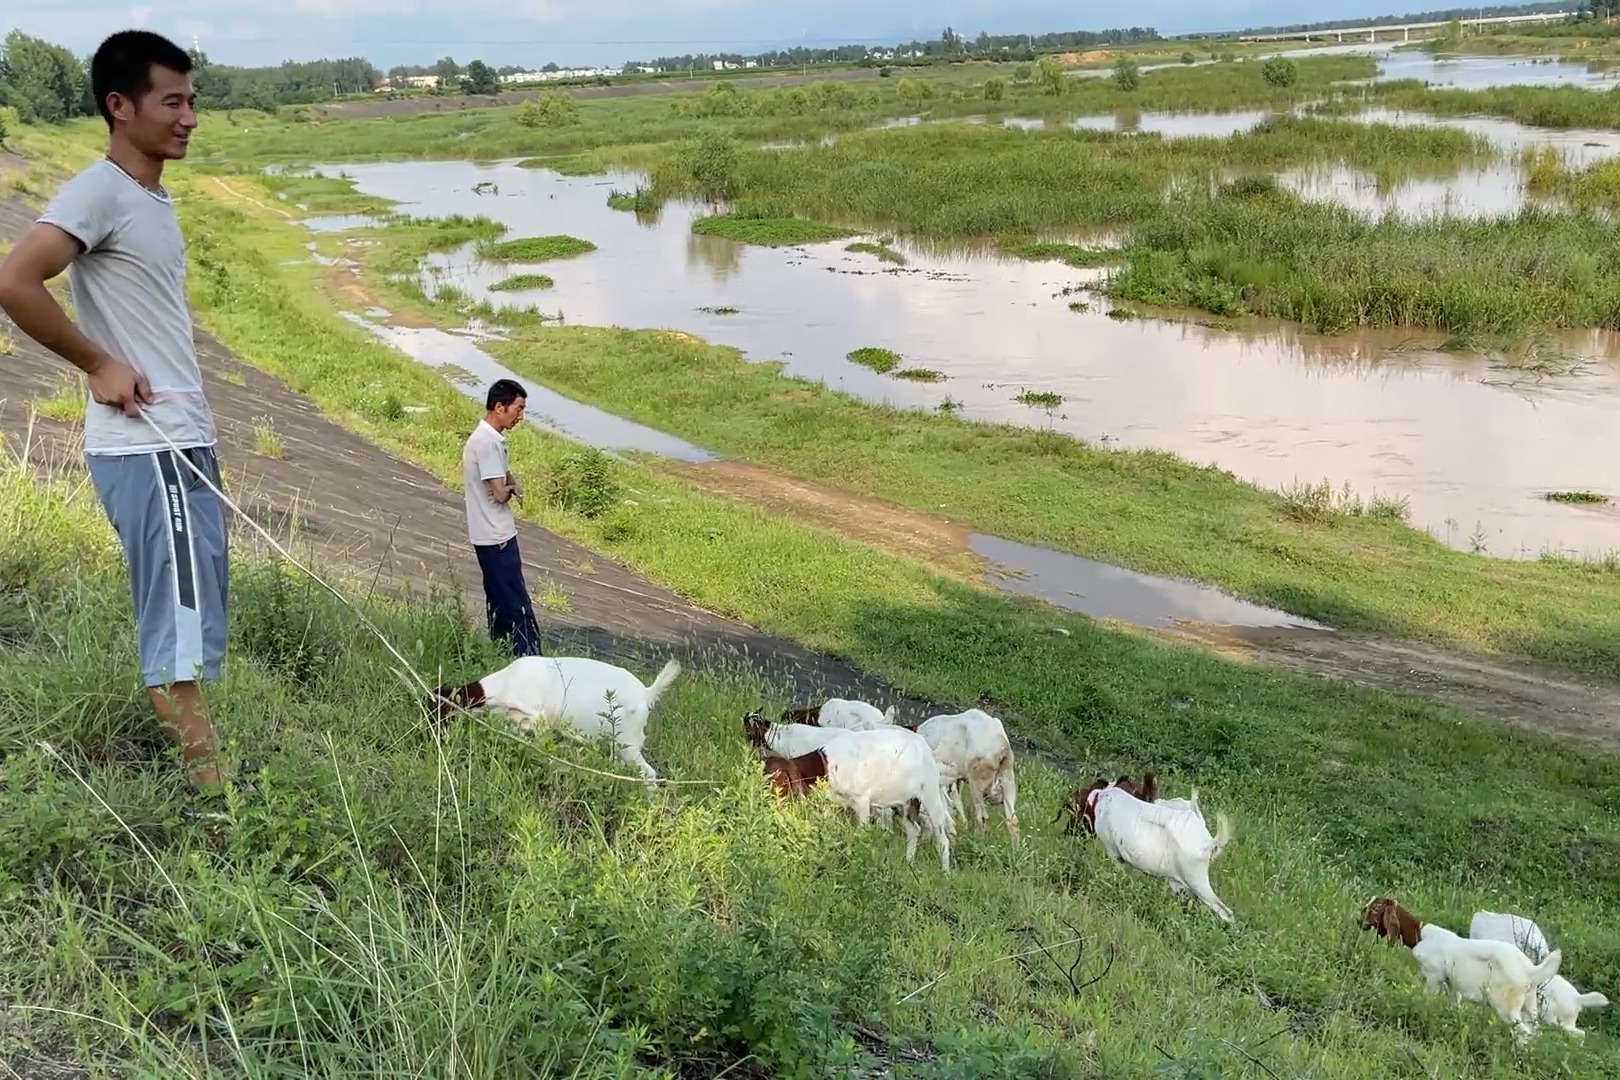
[912,708,1020,845]
[1470,909,1609,1039]
[817,698,898,731]
[741,714,860,759]
[434,655,681,789]
[756,725,955,871]
[1081,779,1235,923]
[1361,897,1563,1042]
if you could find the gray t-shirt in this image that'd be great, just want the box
[39,159,216,455]
[462,419,517,546]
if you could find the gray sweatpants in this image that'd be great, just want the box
[86,446,229,688]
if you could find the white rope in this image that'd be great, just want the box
[133,409,722,789]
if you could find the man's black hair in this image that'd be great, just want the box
[486,378,527,411]
[90,30,194,131]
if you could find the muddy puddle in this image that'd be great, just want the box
[337,311,714,462]
[971,534,1328,633]
[307,153,1620,561]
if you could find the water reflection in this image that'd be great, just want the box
[310,156,1620,560]
[338,311,714,462]
[971,533,1329,632]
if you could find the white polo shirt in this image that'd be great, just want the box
[462,420,517,546]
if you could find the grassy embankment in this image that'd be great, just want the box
[166,106,1620,680]
[6,196,1620,1079]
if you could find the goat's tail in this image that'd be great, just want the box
[643,659,682,710]
[1209,812,1234,859]
[1579,991,1611,1009]
[1527,949,1563,986]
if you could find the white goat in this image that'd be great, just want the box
[765,725,955,871]
[1470,909,1609,1039]
[1085,782,1235,923]
[913,708,1020,845]
[818,698,898,731]
[1415,924,1563,1041]
[435,655,680,789]
[743,716,859,759]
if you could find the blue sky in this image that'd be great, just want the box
[5,2,1451,68]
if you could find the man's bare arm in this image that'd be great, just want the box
[485,476,517,504]
[0,223,151,416]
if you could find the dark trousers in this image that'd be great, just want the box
[474,538,543,657]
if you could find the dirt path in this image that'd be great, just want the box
[3,185,1617,755]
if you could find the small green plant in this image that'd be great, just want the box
[1012,64,1033,84]
[1546,490,1610,505]
[547,447,620,519]
[1015,389,1063,409]
[1280,479,1408,525]
[692,215,854,246]
[893,368,944,382]
[698,305,740,315]
[536,579,572,612]
[1263,58,1298,88]
[1180,51,1197,65]
[845,241,906,266]
[253,415,285,459]
[847,347,901,373]
[607,187,657,213]
[983,76,1007,101]
[937,395,963,413]
[30,381,81,424]
[490,273,555,292]
[378,391,406,421]
[482,235,596,262]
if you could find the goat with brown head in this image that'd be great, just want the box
[1056,772,1160,835]
[742,710,772,748]
[1360,895,1423,949]
[779,705,822,726]
[431,680,486,729]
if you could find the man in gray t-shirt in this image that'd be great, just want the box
[0,30,229,795]
[462,378,543,656]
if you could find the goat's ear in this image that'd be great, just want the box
[1140,771,1158,801]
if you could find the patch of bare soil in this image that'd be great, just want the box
[662,459,983,580]
[320,265,436,328]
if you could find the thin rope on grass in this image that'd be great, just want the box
[136,410,725,789]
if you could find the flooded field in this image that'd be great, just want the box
[306,155,1620,561]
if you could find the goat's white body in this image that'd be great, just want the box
[819,726,954,871]
[1412,922,1563,1041]
[915,708,1020,844]
[818,698,898,731]
[477,655,680,789]
[1470,909,1608,1038]
[759,722,859,759]
[1090,785,1234,922]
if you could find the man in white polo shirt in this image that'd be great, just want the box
[462,378,542,656]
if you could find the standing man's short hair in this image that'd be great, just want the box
[486,378,526,412]
[90,30,194,132]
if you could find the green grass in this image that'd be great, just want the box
[251,414,285,459]
[847,346,902,373]
[489,272,556,292]
[894,367,945,382]
[479,234,597,262]
[692,213,857,246]
[1364,77,1620,130]
[29,379,82,424]
[9,256,1620,1076]
[999,241,1123,267]
[1107,183,1620,335]
[845,240,908,265]
[1547,490,1611,505]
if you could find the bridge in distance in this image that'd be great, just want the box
[1234,10,1574,43]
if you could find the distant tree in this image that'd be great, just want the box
[1262,57,1297,87]
[534,90,579,126]
[1013,64,1033,84]
[1036,54,1067,95]
[516,100,542,127]
[1180,51,1197,64]
[983,76,1006,101]
[462,60,499,95]
[897,77,925,106]
[432,56,460,92]
[678,130,741,202]
[0,30,90,123]
[0,105,11,146]
[1111,56,1140,92]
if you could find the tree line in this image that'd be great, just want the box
[627,25,1163,73]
